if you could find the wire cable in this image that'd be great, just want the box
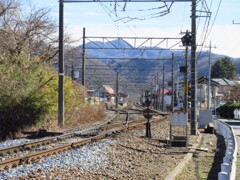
[206,0,222,39]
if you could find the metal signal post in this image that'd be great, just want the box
[144,98,152,138]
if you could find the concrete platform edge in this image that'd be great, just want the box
[164,132,203,180]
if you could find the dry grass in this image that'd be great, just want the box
[64,103,105,129]
[176,133,225,180]
[20,103,105,134]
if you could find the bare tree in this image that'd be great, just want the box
[0,0,58,63]
[229,84,240,103]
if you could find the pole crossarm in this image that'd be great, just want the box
[84,36,184,51]
[63,0,191,2]
[86,74,157,77]
[85,57,174,61]
[85,68,164,70]
[85,65,164,67]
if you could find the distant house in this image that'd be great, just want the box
[87,89,95,97]
[164,91,172,111]
[86,89,99,104]
[194,77,236,108]
[95,85,115,102]
[211,78,236,103]
[118,92,129,105]
[176,78,220,109]
[147,88,171,111]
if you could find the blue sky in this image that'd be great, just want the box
[28,0,240,58]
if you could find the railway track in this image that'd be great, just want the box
[0,108,167,171]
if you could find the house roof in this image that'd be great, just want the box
[197,77,219,87]
[211,78,235,86]
[102,85,115,94]
[154,89,170,95]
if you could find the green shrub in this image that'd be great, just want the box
[0,53,88,139]
[219,102,240,119]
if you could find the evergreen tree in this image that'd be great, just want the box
[211,56,237,79]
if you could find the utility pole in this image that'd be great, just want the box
[205,41,216,110]
[158,74,161,111]
[58,0,64,127]
[176,65,179,107]
[171,53,174,112]
[191,0,197,135]
[184,47,189,112]
[156,73,159,110]
[71,61,74,80]
[115,73,119,109]
[162,65,165,112]
[82,27,86,86]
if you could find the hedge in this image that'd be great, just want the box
[219,102,240,119]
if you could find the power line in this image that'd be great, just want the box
[205,0,222,39]
[100,1,174,24]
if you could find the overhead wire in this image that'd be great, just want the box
[205,0,222,39]
[89,0,222,89]
[196,0,222,60]
[113,1,139,30]
[123,2,173,23]
[98,1,137,35]
[197,0,212,45]
[99,1,173,24]
[195,0,212,60]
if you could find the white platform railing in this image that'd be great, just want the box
[234,109,240,119]
[214,118,238,180]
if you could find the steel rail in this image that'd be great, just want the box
[0,115,167,170]
[0,110,122,157]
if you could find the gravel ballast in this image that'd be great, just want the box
[0,115,222,179]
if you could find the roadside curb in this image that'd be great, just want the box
[164,132,203,180]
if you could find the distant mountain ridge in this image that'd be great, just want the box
[79,39,240,77]
[76,39,240,101]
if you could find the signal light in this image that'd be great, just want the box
[181,32,193,46]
